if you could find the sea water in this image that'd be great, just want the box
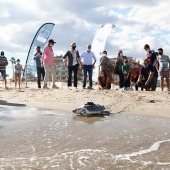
[0,107,170,169]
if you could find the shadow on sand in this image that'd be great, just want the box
[0,100,26,107]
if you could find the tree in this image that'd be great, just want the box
[9,57,16,80]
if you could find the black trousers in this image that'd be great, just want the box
[37,67,45,88]
[118,71,124,88]
[124,74,131,88]
[68,65,78,87]
[134,76,139,91]
[137,76,156,91]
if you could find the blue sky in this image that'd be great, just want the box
[1,0,170,77]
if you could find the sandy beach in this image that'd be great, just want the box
[0,81,170,118]
[0,80,170,169]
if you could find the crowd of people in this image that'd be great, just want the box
[0,40,170,92]
[113,44,170,91]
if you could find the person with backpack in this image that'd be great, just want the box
[63,42,82,90]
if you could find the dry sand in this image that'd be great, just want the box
[0,80,170,118]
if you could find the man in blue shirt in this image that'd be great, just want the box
[80,44,96,89]
[34,46,45,88]
[137,59,156,91]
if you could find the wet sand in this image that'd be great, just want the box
[0,107,170,169]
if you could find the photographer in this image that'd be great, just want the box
[100,50,114,83]
[34,46,45,89]
[116,50,127,89]
[137,59,156,91]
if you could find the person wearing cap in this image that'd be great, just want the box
[42,39,58,89]
[14,59,22,89]
[80,44,96,89]
[122,60,131,90]
[63,42,82,90]
[116,50,127,89]
[156,48,170,91]
[34,46,45,89]
[0,51,8,89]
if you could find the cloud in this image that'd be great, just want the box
[0,0,170,64]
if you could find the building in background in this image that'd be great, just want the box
[54,56,82,81]
[54,56,141,83]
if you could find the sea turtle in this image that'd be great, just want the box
[72,102,108,117]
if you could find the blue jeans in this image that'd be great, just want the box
[82,65,93,88]
[0,70,6,78]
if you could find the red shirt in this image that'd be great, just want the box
[131,67,140,82]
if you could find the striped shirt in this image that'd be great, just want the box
[0,55,8,70]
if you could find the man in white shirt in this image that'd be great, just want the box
[80,44,96,89]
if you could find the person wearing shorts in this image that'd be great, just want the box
[15,59,22,89]
[0,51,8,89]
[157,48,170,91]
